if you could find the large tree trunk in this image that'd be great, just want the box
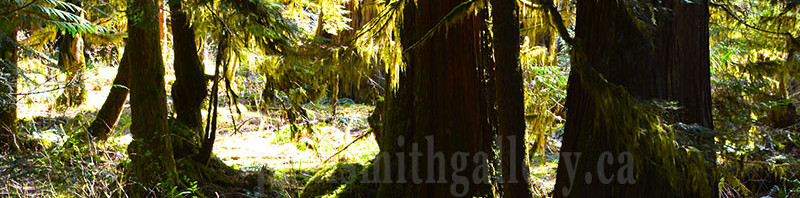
[57,0,86,107]
[87,48,130,141]
[0,22,18,152]
[652,1,713,129]
[553,0,714,197]
[374,1,495,197]
[124,0,177,194]
[654,2,716,196]
[491,0,532,197]
[169,0,207,131]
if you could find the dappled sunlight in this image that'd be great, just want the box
[212,104,379,170]
[3,0,800,197]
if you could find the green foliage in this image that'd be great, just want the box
[158,175,200,198]
[710,0,800,196]
[1,0,112,35]
[300,162,362,198]
[521,47,569,156]
[1,0,112,73]
[0,124,128,197]
[517,4,572,196]
[300,162,377,198]
[1,0,123,108]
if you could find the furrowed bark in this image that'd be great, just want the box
[375,1,495,197]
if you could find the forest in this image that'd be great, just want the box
[1,0,799,197]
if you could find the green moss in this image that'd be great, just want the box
[169,118,201,158]
[300,162,378,198]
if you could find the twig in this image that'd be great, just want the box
[0,0,39,17]
[233,116,258,133]
[539,0,574,45]
[203,4,243,42]
[322,129,372,164]
[12,86,65,96]
[710,1,798,47]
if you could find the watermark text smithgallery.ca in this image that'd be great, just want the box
[254,135,636,197]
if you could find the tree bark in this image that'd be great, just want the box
[124,0,177,194]
[57,0,86,107]
[651,1,714,129]
[0,21,18,152]
[491,0,532,197]
[654,2,717,196]
[553,1,714,197]
[374,1,495,197]
[87,48,130,141]
[169,0,207,131]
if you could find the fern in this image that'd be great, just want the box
[3,0,112,35]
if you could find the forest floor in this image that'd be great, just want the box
[0,64,560,197]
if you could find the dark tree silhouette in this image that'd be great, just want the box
[169,0,207,132]
[492,0,533,197]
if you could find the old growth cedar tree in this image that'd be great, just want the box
[374,1,498,197]
[553,0,715,197]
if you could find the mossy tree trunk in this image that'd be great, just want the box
[553,0,714,197]
[169,0,207,132]
[57,0,86,107]
[654,2,716,196]
[491,0,532,197]
[374,1,495,197]
[124,0,177,194]
[87,47,130,141]
[0,21,18,152]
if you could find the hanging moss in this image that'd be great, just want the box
[550,0,719,196]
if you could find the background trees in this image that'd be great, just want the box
[169,0,206,134]
[1,0,107,151]
[1,0,799,197]
[709,0,800,195]
[55,0,86,107]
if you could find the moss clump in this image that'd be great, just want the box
[169,118,201,158]
[324,163,378,198]
[301,162,379,198]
